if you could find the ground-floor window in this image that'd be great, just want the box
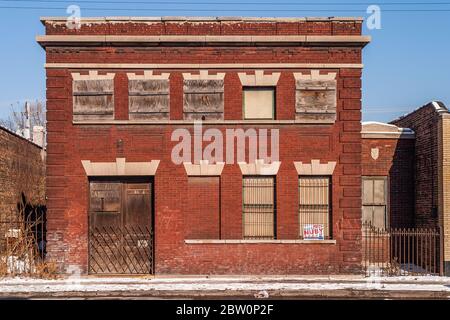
[362,176,388,229]
[242,176,276,239]
[186,176,221,239]
[298,176,331,239]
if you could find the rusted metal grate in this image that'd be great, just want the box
[89,225,153,274]
[242,177,276,239]
[363,222,443,276]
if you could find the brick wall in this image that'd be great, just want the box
[391,103,441,228]
[186,177,221,239]
[42,18,366,274]
[361,137,415,228]
[0,127,46,248]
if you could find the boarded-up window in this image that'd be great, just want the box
[298,177,331,239]
[186,177,220,239]
[129,79,169,120]
[183,80,224,120]
[90,182,122,228]
[242,177,275,239]
[243,87,275,120]
[295,79,336,123]
[73,79,114,120]
[362,177,388,229]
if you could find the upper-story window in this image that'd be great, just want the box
[243,87,275,120]
[72,71,115,121]
[183,71,225,121]
[294,70,337,124]
[128,71,170,120]
[238,70,280,121]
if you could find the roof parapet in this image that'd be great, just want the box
[362,121,415,139]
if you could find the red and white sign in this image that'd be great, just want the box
[303,224,324,240]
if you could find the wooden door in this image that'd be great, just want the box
[88,180,153,274]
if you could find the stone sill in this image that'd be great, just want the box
[185,239,336,244]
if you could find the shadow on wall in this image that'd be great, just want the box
[389,138,415,228]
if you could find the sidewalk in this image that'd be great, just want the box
[1,275,450,299]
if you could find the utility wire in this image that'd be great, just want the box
[1,6,450,12]
[2,0,450,5]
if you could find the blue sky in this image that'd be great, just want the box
[0,1,449,122]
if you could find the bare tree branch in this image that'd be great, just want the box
[0,100,46,133]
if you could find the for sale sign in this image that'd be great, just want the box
[303,224,324,240]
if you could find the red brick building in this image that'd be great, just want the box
[361,122,415,229]
[37,16,370,275]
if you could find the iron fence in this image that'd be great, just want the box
[363,222,442,276]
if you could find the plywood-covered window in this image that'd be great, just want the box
[362,177,388,229]
[128,79,169,120]
[295,79,336,123]
[73,79,114,121]
[242,176,275,239]
[243,87,275,120]
[183,79,224,120]
[298,176,331,239]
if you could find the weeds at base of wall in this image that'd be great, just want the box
[0,196,57,279]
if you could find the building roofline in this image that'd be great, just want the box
[0,125,44,150]
[361,121,415,139]
[40,16,365,24]
[390,101,449,123]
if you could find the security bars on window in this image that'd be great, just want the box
[298,176,331,239]
[242,177,276,239]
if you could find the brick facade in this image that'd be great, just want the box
[361,122,415,228]
[39,17,369,275]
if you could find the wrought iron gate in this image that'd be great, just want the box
[89,180,154,274]
[363,222,443,276]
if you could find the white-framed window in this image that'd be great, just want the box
[243,87,275,120]
[362,176,388,229]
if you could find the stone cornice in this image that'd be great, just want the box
[37,35,371,48]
